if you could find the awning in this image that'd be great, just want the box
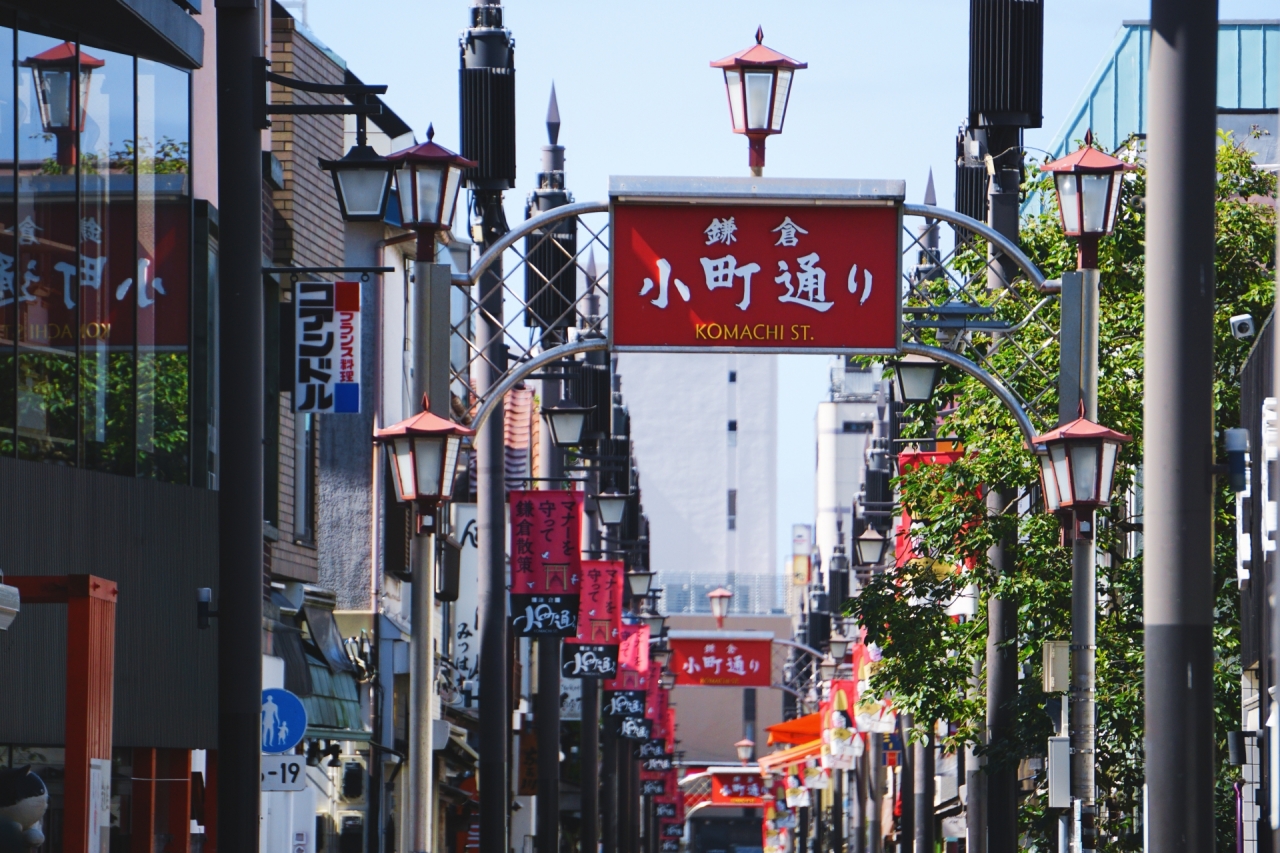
[757,738,822,773]
[766,713,821,746]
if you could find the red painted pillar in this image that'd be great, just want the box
[63,575,118,853]
[166,749,192,853]
[131,748,157,853]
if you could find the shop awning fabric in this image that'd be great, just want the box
[757,738,822,773]
[765,712,822,746]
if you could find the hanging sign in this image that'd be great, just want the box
[509,490,583,636]
[654,801,679,819]
[609,177,904,354]
[660,822,684,838]
[710,773,765,806]
[821,680,862,770]
[619,716,653,740]
[669,632,772,687]
[639,777,668,797]
[642,755,674,773]
[603,690,647,718]
[603,623,650,690]
[635,739,670,760]
[661,840,681,853]
[563,560,624,677]
[296,280,361,413]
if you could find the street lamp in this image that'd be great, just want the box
[21,41,104,169]
[388,125,477,253]
[818,655,837,683]
[659,670,677,691]
[828,636,850,662]
[855,528,889,567]
[626,570,655,599]
[374,404,475,510]
[320,113,395,223]
[641,608,668,638]
[735,738,756,765]
[1040,131,1134,269]
[708,587,733,629]
[594,492,630,526]
[711,27,807,177]
[892,354,943,405]
[1032,409,1131,518]
[542,402,592,448]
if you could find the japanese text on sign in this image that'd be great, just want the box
[296,281,361,413]
[711,773,765,806]
[670,637,771,686]
[611,199,901,353]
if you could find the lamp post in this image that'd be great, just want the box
[711,27,807,177]
[375,406,474,853]
[595,492,631,527]
[320,112,396,223]
[891,355,943,405]
[1040,132,1133,271]
[387,126,476,256]
[735,738,756,766]
[708,587,733,629]
[21,41,103,169]
[854,528,888,568]
[1032,411,1130,853]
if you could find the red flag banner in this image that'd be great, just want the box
[670,632,771,686]
[603,622,650,690]
[509,490,583,636]
[711,773,766,806]
[571,560,624,645]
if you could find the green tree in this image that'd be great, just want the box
[847,133,1276,851]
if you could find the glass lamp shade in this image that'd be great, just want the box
[388,434,462,502]
[24,43,101,133]
[708,587,733,620]
[641,610,668,637]
[542,404,591,448]
[1038,453,1061,512]
[894,355,942,404]
[1041,142,1131,239]
[323,145,395,222]
[1032,414,1131,511]
[735,738,756,764]
[650,645,671,667]
[828,637,850,661]
[855,528,888,566]
[818,655,837,682]
[626,571,655,598]
[397,163,463,229]
[596,493,630,526]
[712,31,806,138]
[659,670,677,691]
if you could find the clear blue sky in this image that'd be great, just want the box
[304,0,1276,571]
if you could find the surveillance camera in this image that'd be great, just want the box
[1230,314,1255,340]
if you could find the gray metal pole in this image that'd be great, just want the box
[410,259,453,853]
[985,487,1017,853]
[476,190,511,853]
[536,635,561,853]
[913,733,934,853]
[833,768,844,853]
[582,679,600,853]
[1144,0,1219,850]
[1070,525,1097,852]
[867,735,882,853]
[215,2,263,849]
[602,717,619,853]
[898,715,914,851]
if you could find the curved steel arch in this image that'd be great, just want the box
[902,203,1049,291]
[899,342,1040,449]
[467,337,609,433]
[454,200,611,287]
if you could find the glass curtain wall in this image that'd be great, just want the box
[0,19,192,482]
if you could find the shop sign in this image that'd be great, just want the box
[671,637,771,687]
[711,773,765,806]
[296,281,361,413]
[562,643,619,678]
[603,690,646,718]
[509,490,583,637]
[610,179,902,354]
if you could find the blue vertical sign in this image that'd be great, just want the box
[262,688,307,754]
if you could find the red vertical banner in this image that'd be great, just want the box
[563,560,624,678]
[509,490,583,636]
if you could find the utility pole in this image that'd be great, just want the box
[215,1,264,850]
[409,253,453,853]
[1144,0,1219,850]
[460,3,517,853]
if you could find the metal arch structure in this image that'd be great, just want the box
[455,196,1058,441]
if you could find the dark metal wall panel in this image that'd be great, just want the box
[1240,310,1273,671]
[0,458,218,748]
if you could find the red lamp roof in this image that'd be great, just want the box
[1040,134,1134,174]
[375,396,474,440]
[24,41,105,68]
[1031,413,1131,447]
[711,27,807,70]
[386,124,477,169]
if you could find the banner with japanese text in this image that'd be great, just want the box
[895,450,977,571]
[562,560,623,677]
[820,680,863,770]
[611,196,901,354]
[711,773,765,806]
[296,280,361,413]
[509,490,583,636]
[603,622,650,690]
[672,637,771,686]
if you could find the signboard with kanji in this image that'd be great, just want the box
[609,177,904,354]
[711,773,766,806]
[620,717,653,740]
[564,560,623,677]
[670,634,772,687]
[296,280,361,413]
[509,490,583,636]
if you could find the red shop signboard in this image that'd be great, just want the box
[711,773,765,806]
[609,177,903,354]
[670,633,771,687]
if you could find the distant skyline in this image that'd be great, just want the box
[302,0,1279,571]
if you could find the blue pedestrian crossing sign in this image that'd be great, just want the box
[262,688,307,754]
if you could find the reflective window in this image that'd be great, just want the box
[0,26,14,454]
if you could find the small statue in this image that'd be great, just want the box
[0,766,47,851]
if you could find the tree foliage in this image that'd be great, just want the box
[846,133,1276,851]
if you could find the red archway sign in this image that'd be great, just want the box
[609,176,903,354]
[8,575,117,853]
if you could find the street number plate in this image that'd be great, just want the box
[261,756,306,791]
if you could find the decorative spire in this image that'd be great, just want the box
[585,248,597,282]
[427,123,435,142]
[923,168,936,206]
[546,83,561,146]
[755,26,764,45]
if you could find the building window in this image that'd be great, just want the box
[294,411,315,543]
[728,370,737,383]
[727,489,737,530]
[842,421,872,434]
[727,419,738,447]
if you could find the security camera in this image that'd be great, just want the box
[1230,314,1255,340]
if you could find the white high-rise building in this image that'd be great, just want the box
[616,352,783,614]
